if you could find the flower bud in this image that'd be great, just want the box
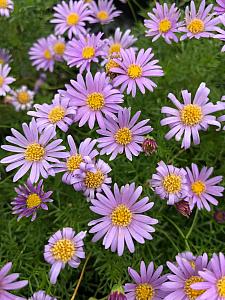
[142,136,157,156]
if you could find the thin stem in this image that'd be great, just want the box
[186,209,199,240]
[157,228,180,252]
[70,253,91,300]
[131,0,144,11]
[127,0,137,23]
[164,216,186,239]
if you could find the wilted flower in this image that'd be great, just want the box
[142,136,158,156]
[214,210,225,223]
[175,200,191,218]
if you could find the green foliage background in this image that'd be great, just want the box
[0,0,225,299]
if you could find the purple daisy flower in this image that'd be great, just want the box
[62,71,124,129]
[111,48,164,97]
[161,83,222,149]
[11,179,53,221]
[185,163,224,211]
[88,183,158,256]
[89,0,122,25]
[0,0,14,17]
[179,0,219,40]
[29,37,55,72]
[29,290,56,300]
[73,158,112,200]
[0,64,15,96]
[28,93,76,133]
[124,261,167,299]
[191,252,225,300]
[64,32,106,73]
[161,253,209,300]
[1,118,68,183]
[49,35,66,62]
[54,135,98,185]
[150,161,188,205]
[97,107,152,161]
[214,15,225,52]
[50,0,92,39]
[44,227,86,284]
[214,0,225,15]
[10,85,35,111]
[144,2,182,44]
[0,48,12,65]
[0,262,28,300]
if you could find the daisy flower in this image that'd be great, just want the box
[185,163,224,211]
[64,32,106,73]
[0,0,14,17]
[0,48,12,65]
[111,48,164,97]
[73,158,112,200]
[49,35,66,62]
[1,118,68,183]
[161,253,209,300]
[161,83,222,149]
[214,0,225,15]
[28,93,76,132]
[29,37,55,72]
[97,107,153,161]
[89,183,158,256]
[0,64,15,96]
[191,252,225,300]
[144,2,182,44]
[11,179,53,221]
[214,15,225,52]
[44,228,86,284]
[0,262,28,300]
[150,161,188,205]
[179,0,219,40]
[10,85,35,111]
[29,291,56,300]
[124,261,167,299]
[50,0,92,39]
[54,135,98,185]
[62,71,124,129]
[178,251,197,265]
[89,0,122,25]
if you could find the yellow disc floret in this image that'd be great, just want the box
[127,64,143,79]
[217,277,225,297]
[86,92,105,110]
[82,46,95,59]
[111,204,132,227]
[114,127,132,145]
[51,239,75,263]
[184,276,205,300]
[97,10,109,21]
[159,19,172,33]
[25,143,45,162]
[44,49,52,60]
[26,193,41,208]
[48,106,65,124]
[85,170,104,189]
[180,104,203,126]
[105,59,119,73]
[187,19,204,34]
[17,91,30,104]
[109,43,121,54]
[135,283,154,300]
[66,154,83,172]
[67,13,79,26]
[163,174,182,193]
[53,42,66,55]
[191,180,206,196]
[0,0,7,9]
[0,76,4,87]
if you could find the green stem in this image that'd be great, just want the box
[127,0,137,23]
[157,228,180,252]
[186,209,199,240]
[131,0,144,11]
[164,216,186,239]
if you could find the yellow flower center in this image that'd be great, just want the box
[82,46,95,59]
[17,91,30,104]
[67,12,80,26]
[190,261,196,269]
[114,127,132,145]
[135,283,154,300]
[0,76,4,87]
[85,170,104,189]
[111,204,132,227]
[187,19,205,34]
[163,174,182,193]
[0,59,4,64]
[184,276,205,300]
[53,42,66,55]
[48,106,65,124]
[159,18,172,33]
[51,239,75,263]
[180,104,203,126]
[26,193,41,208]
[217,277,225,297]
[97,10,109,21]
[44,49,52,60]
[191,180,206,196]
[25,143,45,162]
[66,154,83,172]
[127,64,143,79]
[0,0,7,9]
[109,43,121,54]
[105,59,119,73]
[85,0,93,2]
[86,92,105,110]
